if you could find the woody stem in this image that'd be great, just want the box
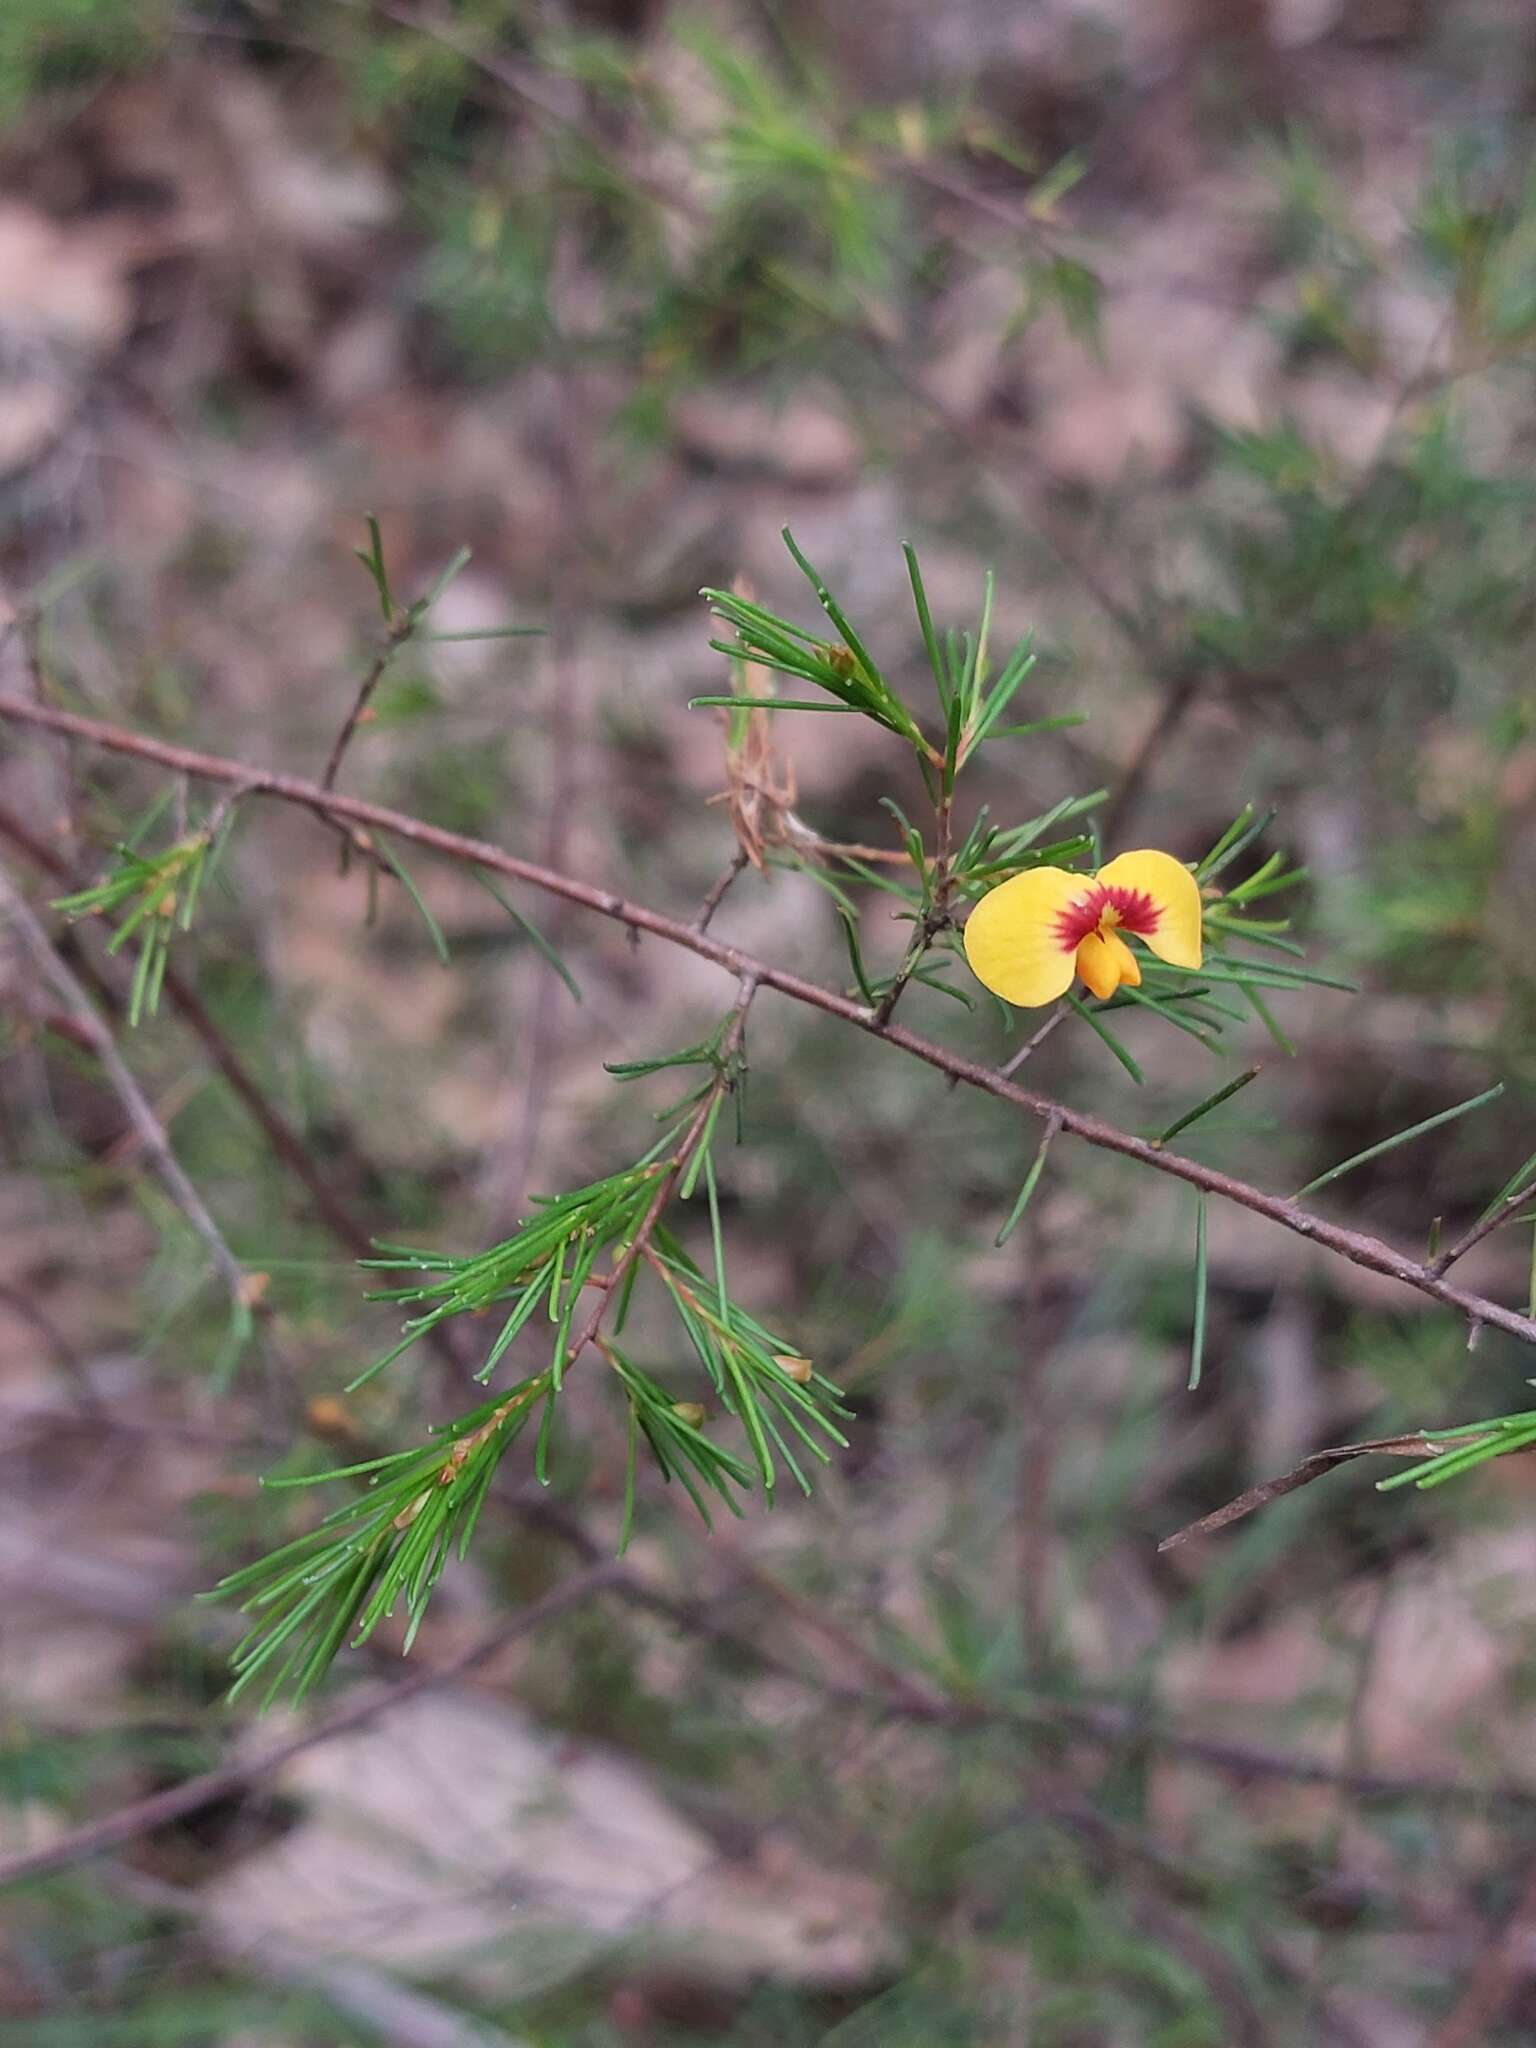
[872,784,955,1027]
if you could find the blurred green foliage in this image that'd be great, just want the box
[0,0,168,118]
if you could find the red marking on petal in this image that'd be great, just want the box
[1103,885,1161,935]
[1053,885,1109,951]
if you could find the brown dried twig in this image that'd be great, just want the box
[1157,1430,1510,1553]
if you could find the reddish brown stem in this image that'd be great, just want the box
[3,693,1533,1349]
[320,622,411,794]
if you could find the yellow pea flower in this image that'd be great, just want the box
[963,849,1202,1008]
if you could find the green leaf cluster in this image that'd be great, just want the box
[53,795,234,1026]
[213,1006,849,1701]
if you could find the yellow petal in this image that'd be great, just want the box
[1076,927,1141,999]
[1094,850,1202,970]
[962,866,1090,1008]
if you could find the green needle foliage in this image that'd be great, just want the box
[53,797,236,1025]
[212,1003,849,1702]
[351,1162,672,1394]
[645,1226,851,1503]
[701,535,930,752]
[1378,1408,1536,1494]
[218,1377,553,1705]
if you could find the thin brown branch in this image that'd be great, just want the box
[866,335,1153,666]
[0,1560,625,1893]
[0,857,249,1312]
[319,621,411,794]
[783,821,912,866]
[367,0,704,224]
[567,977,756,1373]
[704,1527,952,1719]
[1101,315,1460,843]
[1127,1886,1276,2047]
[0,795,485,1400]
[1157,1431,1507,1552]
[692,849,749,932]
[1430,1177,1536,1278]
[871,783,956,1027]
[1000,998,1070,1077]
[0,801,483,1399]
[0,797,379,1264]
[626,1532,1536,1811]
[3,694,1535,1349]
[869,916,939,1026]
[502,1499,1536,1819]
[865,325,1212,847]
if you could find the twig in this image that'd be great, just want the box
[1000,999,1069,1077]
[782,820,912,866]
[702,1527,950,1720]
[363,0,706,224]
[0,1560,625,1892]
[878,322,1214,845]
[869,913,942,1025]
[1127,1885,1276,2046]
[319,620,412,794]
[870,848,955,1027]
[869,338,1152,662]
[623,1537,1536,1811]
[1101,311,1462,842]
[568,977,757,1374]
[693,849,749,932]
[1157,1430,1511,1551]
[1430,1179,1536,1277]
[0,797,380,1265]
[4,694,1535,1348]
[0,858,249,1315]
[0,796,483,1385]
[0,1280,101,1416]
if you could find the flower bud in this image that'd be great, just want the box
[306,1395,352,1438]
[774,1353,814,1384]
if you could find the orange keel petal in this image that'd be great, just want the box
[1076,926,1141,999]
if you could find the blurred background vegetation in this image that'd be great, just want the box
[6,1,1536,2042]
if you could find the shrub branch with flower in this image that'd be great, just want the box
[2,525,1533,1704]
